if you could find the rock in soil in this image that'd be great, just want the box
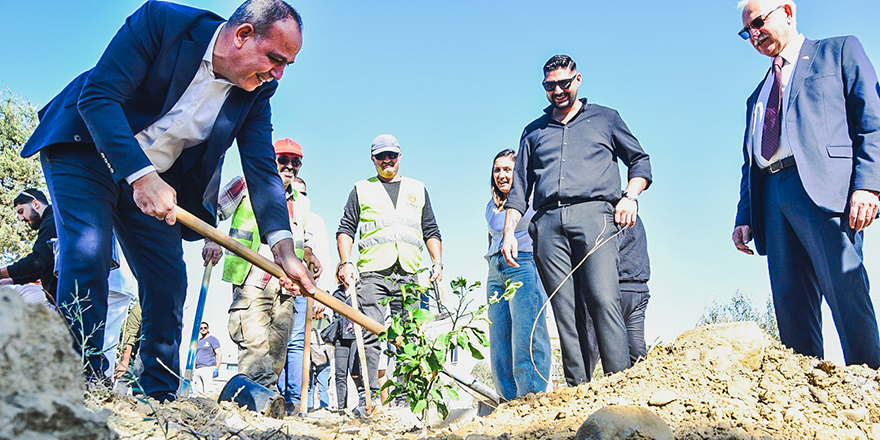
[0,287,115,440]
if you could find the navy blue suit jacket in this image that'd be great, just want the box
[21,1,289,241]
[735,36,880,255]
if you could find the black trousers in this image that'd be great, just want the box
[530,201,630,386]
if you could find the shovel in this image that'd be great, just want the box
[174,206,504,406]
[175,206,384,336]
[180,260,213,397]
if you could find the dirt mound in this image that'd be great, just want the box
[0,286,115,440]
[26,319,880,439]
[442,322,880,439]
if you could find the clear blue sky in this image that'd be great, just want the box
[2,0,879,366]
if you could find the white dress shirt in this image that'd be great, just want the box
[128,23,233,182]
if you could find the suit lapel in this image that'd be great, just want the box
[786,39,818,110]
[200,88,246,181]
[746,74,768,160]
[163,19,221,116]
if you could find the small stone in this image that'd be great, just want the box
[648,389,678,406]
[809,384,830,405]
[784,407,806,424]
[464,434,495,440]
[840,408,869,422]
[816,360,837,374]
[575,405,673,440]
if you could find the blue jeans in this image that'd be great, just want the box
[486,252,551,400]
[277,296,308,405]
[309,360,331,408]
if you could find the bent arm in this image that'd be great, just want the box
[77,1,168,181]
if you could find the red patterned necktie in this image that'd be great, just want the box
[761,56,785,161]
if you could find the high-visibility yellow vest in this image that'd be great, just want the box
[222,189,309,285]
[355,176,425,273]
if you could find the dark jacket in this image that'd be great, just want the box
[20,1,290,241]
[7,205,57,296]
[323,285,356,343]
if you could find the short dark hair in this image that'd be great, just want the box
[13,188,48,207]
[543,55,576,73]
[228,0,303,38]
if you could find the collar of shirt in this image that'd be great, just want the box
[777,33,805,69]
[542,98,589,124]
[204,23,233,86]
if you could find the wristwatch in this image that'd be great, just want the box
[622,191,638,202]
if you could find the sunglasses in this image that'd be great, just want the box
[276,155,302,167]
[200,326,208,329]
[738,5,783,40]
[373,152,399,161]
[542,74,578,92]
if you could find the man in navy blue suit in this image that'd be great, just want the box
[21,0,315,401]
[733,0,880,368]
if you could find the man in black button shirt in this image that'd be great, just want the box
[503,55,652,386]
[1,189,57,298]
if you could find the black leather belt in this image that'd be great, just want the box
[762,156,796,176]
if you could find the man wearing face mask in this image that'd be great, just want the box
[203,138,321,398]
[732,0,880,367]
[1,189,57,298]
[336,134,442,412]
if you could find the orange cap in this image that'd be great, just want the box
[273,138,303,157]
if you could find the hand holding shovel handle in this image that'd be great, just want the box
[174,206,386,337]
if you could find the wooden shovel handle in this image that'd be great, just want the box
[174,206,386,337]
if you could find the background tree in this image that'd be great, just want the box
[0,89,44,265]
[697,290,779,341]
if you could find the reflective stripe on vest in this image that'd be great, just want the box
[355,176,425,273]
[222,191,308,285]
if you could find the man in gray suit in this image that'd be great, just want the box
[732,0,880,367]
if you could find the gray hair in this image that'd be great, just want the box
[737,0,796,27]
[228,0,302,38]
[737,0,796,12]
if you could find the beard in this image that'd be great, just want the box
[551,91,575,110]
[26,210,41,231]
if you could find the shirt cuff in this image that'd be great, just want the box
[125,166,156,184]
[266,230,293,248]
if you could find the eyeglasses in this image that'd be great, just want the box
[373,152,399,161]
[276,155,302,167]
[199,326,208,330]
[738,5,783,40]
[542,74,578,92]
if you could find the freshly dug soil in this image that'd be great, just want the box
[7,292,880,440]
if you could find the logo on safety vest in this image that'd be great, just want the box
[406,193,419,209]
